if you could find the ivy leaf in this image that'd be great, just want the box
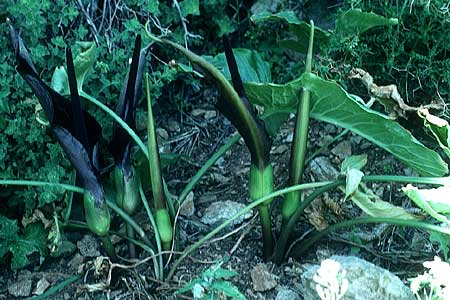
[0,216,47,269]
[180,0,199,16]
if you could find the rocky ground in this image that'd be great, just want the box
[0,88,438,299]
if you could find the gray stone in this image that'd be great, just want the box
[33,277,50,295]
[204,110,217,120]
[271,144,289,155]
[251,264,277,292]
[301,256,414,300]
[68,253,85,270]
[156,127,169,140]
[309,156,340,181]
[180,191,195,217]
[331,141,352,160]
[200,200,253,227]
[77,235,100,257]
[8,277,32,297]
[276,287,300,300]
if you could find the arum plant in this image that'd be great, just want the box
[109,35,148,258]
[8,20,115,258]
[281,21,314,227]
[145,27,275,257]
[144,74,173,252]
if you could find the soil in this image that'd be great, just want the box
[0,88,438,300]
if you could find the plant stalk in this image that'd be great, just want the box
[282,20,315,222]
[145,75,173,251]
[293,217,450,256]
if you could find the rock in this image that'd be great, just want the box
[251,264,277,292]
[68,253,85,270]
[167,120,180,133]
[271,144,289,155]
[204,110,217,120]
[8,277,32,297]
[180,191,195,217]
[77,235,100,257]
[33,277,50,295]
[309,157,340,181]
[212,172,230,184]
[331,141,352,160]
[276,287,300,300]
[156,128,169,140]
[301,256,414,300]
[284,132,294,143]
[191,108,206,117]
[200,200,253,227]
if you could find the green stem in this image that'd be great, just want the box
[258,205,274,258]
[145,75,173,251]
[282,20,315,222]
[274,174,449,262]
[166,180,331,280]
[99,234,117,261]
[250,164,274,258]
[0,179,84,194]
[179,133,241,205]
[126,224,136,258]
[105,200,154,248]
[294,217,450,256]
[28,275,81,300]
[139,184,164,280]
[80,91,148,158]
[274,180,343,262]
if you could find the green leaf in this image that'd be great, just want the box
[251,11,331,53]
[349,185,419,220]
[301,73,448,177]
[50,42,97,96]
[419,110,450,160]
[335,9,398,38]
[202,267,238,280]
[402,184,450,225]
[341,154,367,173]
[180,0,199,16]
[0,216,47,269]
[51,66,69,95]
[429,231,450,260]
[245,75,448,176]
[207,48,272,83]
[345,169,364,198]
[210,281,246,299]
[176,278,203,294]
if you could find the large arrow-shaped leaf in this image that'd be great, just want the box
[243,74,447,176]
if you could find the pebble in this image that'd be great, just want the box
[276,287,300,300]
[331,141,352,160]
[33,277,50,295]
[8,277,32,297]
[200,200,253,227]
[251,264,277,292]
[77,235,100,257]
[180,191,195,217]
